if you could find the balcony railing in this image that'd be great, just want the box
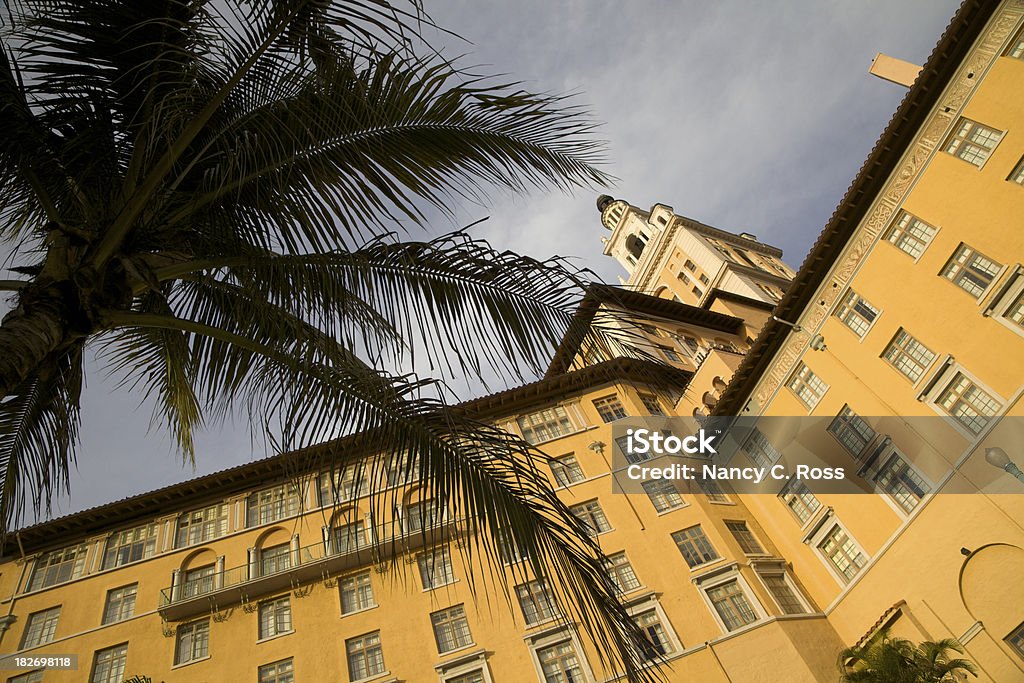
[158,518,459,620]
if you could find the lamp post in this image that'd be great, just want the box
[984,447,1024,484]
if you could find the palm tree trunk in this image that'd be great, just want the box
[0,293,72,397]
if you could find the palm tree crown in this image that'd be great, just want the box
[0,0,661,679]
[839,631,978,683]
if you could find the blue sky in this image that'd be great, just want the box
[42,1,962,520]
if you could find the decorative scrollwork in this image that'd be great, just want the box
[161,619,175,638]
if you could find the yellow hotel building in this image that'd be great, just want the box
[2,1,1023,682]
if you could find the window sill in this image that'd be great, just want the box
[256,629,294,644]
[423,579,459,592]
[172,655,211,670]
[349,672,395,683]
[437,642,478,659]
[655,504,689,516]
[340,604,379,618]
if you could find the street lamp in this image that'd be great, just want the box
[984,447,1024,484]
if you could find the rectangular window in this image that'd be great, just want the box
[103,523,158,569]
[259,658,294,683]
[760,573,806,615]
[684,260,697,271]
[639,393,665,416]
[875,450,930,513]
[319,466,370,506]
[818,524,868,583]
[1011,156,1024,185]
[247,484,301,527]
[828,406,876,460]
[29,544,89,591]
[102,584,138,625]
[604,552,641,594]
[431,604,473,653]
[516,580,557,625]
[333,520,366,554]
[1007,621,1024,660]
[663,346,683,363]
[726,521,764,554]
[942,244,1001,298]
[517,406,576,444]
[448,672,485,683]
[20,606,60,649]
[642,480,684,513]
[91,643,128,683]
[340,572,375,614]
[593,395,627,422]
[346,631,385,681]
[182,564,216,598]
[635,609,674,658]
[886,212,937,259]
[691,286,703,299]
[741,429,781,468]
[569,500,611,535]
[706,580,758,631]
[699,273,710,285]
[616,434,649,464]
[258,596,292,640]
[697,478,729,502]
[835,290,879,338]
[787,362,828,410]
[1008,27,1024,59]
[935,371,1002,435]
[944,118,1003,167]
[405,499,443,533]
[260,543,291,576]
[550,454,585,487]
[538,640,584,683]
[672,526,719,568]
[174,619,210,665]
[882,329,936,382]
[1002,288,1024,331]
[9,672,43,683]
[497,527,527,564]
[778,479,821,524]
[418,547,456,590]
[176,503,229,547]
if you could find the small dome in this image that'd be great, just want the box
[596,195,616,212]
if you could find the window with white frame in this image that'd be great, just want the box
[247,483,301,527]
[384,451,420,486]
[258,658,294,683]
[788,362,828,410]
[174,619,209,665]
[697,478,730,502]
[705,579,759,632]
[885,212,937,259]
[431,604,473,653]
[319,466,370,506]
[663,346,683,363]
[569,500,611,535]
[340,572,375,613]
[639,393,665,416]
[517,406,577,444]
[817,523,868,583]
[933,370,1002,435]
[447,671,486,683]
[176,503,229,547]
[759,572,807,615]
[260,543,291,576]
[537,640,586,683]
[29,543,89,591]
[182,564,216,598]
[835,290,879,338]
[1007,621,1024,660]
[616,434,649,464]
[418,547,456,590]
[944,118,1003,167]
[997,283,1024,332]
[942,244,1001,298]
[516,580,558,625]
[333,520,366,554]
[103,522,158,569]
[346,631,385,681]
[874,449,931,513]
[102,584,137,624]
[725,521,764,554]
[778,479,821,524]
[20,606,60,649]
[741,428,781,468]
[882,329,936,382]
[550,454,585,487]
[634,608,674,659]
[593,395,627,422]
[1008,26,1024,59]
[672,525,719,568]
[258,596,292,640]
[496,527,527,564]
[604,552,641,594]
[91,643,127,683]
[8,671,43,683]
[1011,156,1024,185]
[405,498,445,533]
[642,480,684,513]
[827,406,876,460]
